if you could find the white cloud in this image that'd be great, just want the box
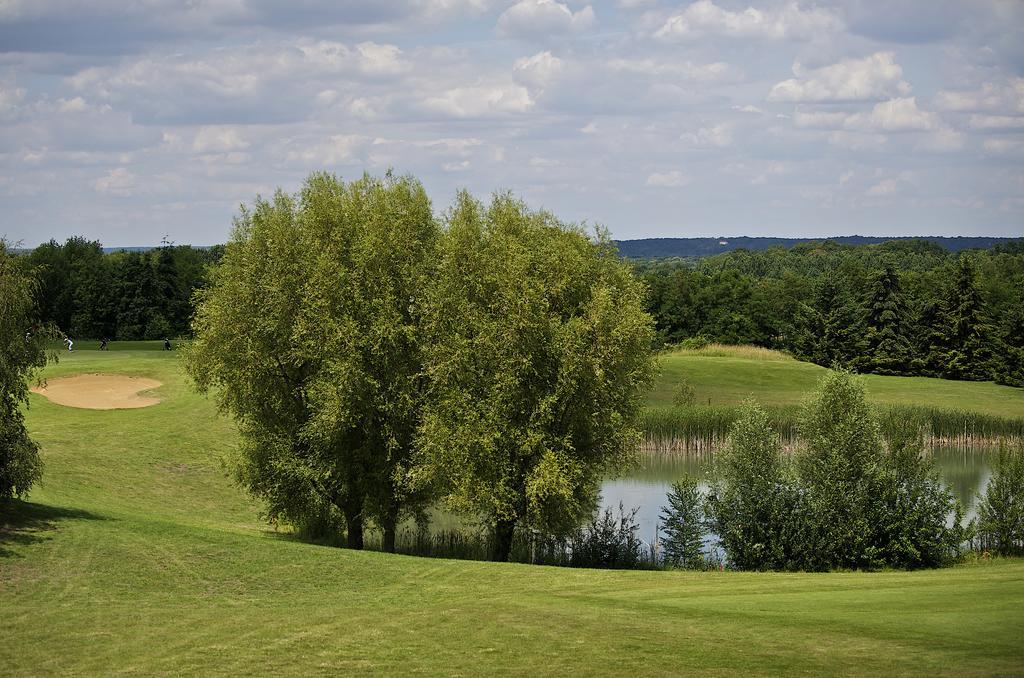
[278,134,367,166]
[968,114,1024,130]
[769,52,911,103]
[513,51,565,89]
[645,170,690,187]
[793,109,848,128]
[496,0,595,39]
[936,78,1024,113]
[680,123,732,147]
[93,167,137,196]
[422,84,534,118]
[854,97,939,132]
[192,126,250,153]
[866,177,899,196]
[655,0,841,41]
[791,97,942,135]
[606,58,731,81]
[916,128,964,152]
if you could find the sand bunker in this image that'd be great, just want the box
[30,374,163,410]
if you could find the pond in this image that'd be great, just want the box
[598,446,996,546]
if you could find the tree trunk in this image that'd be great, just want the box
[344,497,364,550]
[382,506,399,553]
[492,518,516,562]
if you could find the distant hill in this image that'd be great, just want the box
[614,236,1023,258]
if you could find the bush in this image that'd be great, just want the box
[705,372,970,571]
[976,441,1024,556]
[659,475,705,568]
[706,400,800,570]
[569,503,645,569]
[671,377,696,407]
[680,335,711,350]
[866,434,970,568]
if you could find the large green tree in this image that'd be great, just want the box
[855,263,915,375]
[185,172,438,550]
[931,255,996,381]
[416,192,656,561]
[1,243,54,501]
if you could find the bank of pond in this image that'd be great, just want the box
[334,440,1018,571]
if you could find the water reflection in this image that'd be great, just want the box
[599,446,996,545]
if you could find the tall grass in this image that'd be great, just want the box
[661,343,795,361]
[642,403,1024,452]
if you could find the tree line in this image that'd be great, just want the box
[639,239,1024,386]
[15,238,223,341]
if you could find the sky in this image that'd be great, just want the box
[1,0,1022,247]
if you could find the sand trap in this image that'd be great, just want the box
[30,374,163,410]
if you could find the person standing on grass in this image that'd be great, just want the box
[64,336,73,352]
[100,337,109,351]
[163,338,172,351]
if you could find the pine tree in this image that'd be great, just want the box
[930,255,995,381]
[792,273,858,367]
[659,475,705,568]
[856,264,915,375]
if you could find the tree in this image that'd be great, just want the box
[792,272,858,368]
[1,242,54,501]
[416,192,656,561]
[976,442,1024,556]
[855,263,915,375]
[185,172,439,551]
[796,370,885,570]
[659,475,705,568]
[929,255,995,381]
[706,400,798,570]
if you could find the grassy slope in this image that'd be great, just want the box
[2,347,1024,675]
[649,347,1024,418]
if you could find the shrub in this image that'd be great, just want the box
[672,377,696,408]
[976,441,1024,556]
[704,372,971,571]
[866,434,970,568]
[706,400,800,571]
[569,502,645,569]
[659,475,705,568]
[680,335,711,350]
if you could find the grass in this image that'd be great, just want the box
[2,344,1024,674]
[647,345,1024,448]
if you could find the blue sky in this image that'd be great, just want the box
[1,0,1022,246]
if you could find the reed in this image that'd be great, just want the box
[661,343,795,361]
[641,403,1024,452]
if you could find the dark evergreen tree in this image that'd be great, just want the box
[792,272,858,367]
[930,255,995,381]
[855,264,915,375]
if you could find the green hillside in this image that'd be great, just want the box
[2,348,1023,675]
[649,345,1024,418]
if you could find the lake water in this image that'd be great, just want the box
[598,447,996,546]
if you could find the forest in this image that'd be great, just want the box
[638,239,1024,387]
[13,236,1024,387]
[16,238,223,341]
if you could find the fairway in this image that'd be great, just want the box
[649,347,1024,419]
[2,347,1023,675]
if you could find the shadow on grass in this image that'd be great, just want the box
[0,500,105,558]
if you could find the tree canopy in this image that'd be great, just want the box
[1,242,54,501]
[415,192,656,561]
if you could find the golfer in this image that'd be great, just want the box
[65,336,74,352]
[100,337,109,351]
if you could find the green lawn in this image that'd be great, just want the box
[650,347,1024,419]
[3,346,1024,675]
